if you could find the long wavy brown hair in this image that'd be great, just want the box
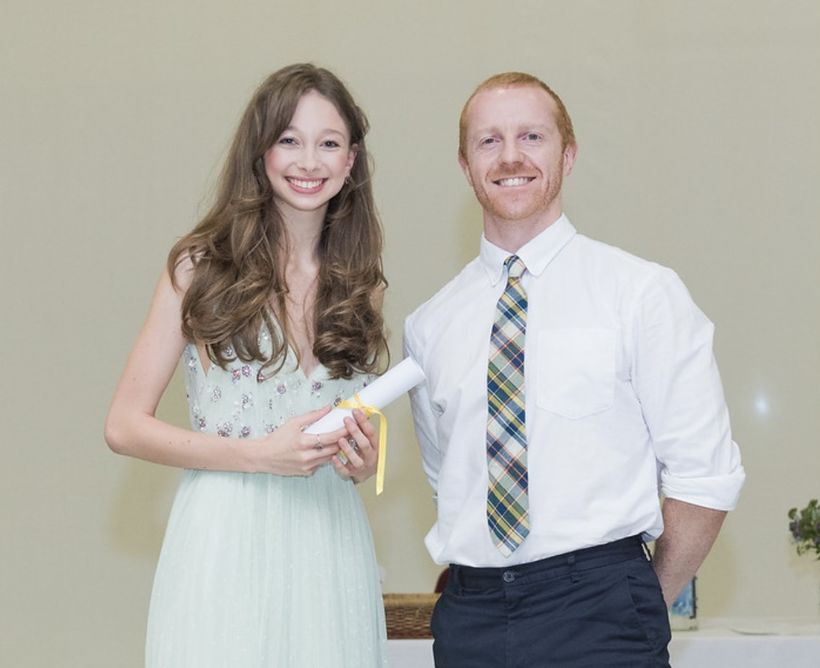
[168,64,388,380]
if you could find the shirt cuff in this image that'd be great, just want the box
[660,465,746,511]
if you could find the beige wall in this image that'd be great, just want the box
[2,1,819,665]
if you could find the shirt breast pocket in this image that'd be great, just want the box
[536,328,616,419]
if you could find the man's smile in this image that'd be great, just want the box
[492,176,536,187]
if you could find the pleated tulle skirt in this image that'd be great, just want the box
[145,465,387,667]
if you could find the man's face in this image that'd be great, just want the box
[459,85,576,232]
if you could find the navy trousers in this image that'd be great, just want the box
[431,536,671,668]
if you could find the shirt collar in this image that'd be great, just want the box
[479,214,577,285]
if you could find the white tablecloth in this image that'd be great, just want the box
[387,618,820,667]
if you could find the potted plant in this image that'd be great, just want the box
[788,498,820,559]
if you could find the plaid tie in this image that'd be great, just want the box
[487,255,530,556]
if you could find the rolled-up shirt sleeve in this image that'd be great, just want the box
[632,267,745,510]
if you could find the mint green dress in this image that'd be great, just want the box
[145,331,387,667]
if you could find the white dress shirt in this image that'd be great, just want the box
[404,215,745,567]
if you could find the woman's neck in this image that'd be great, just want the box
[276,209,325,375]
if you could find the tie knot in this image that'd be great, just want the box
[505,255,526,280]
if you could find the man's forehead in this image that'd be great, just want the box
[465,85,558,133]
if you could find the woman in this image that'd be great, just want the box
[105,64,388,667]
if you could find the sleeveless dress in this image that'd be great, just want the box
[145,330,387,667]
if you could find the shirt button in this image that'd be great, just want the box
[502,571,516,583]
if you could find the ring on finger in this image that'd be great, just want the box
[314,434,323,450]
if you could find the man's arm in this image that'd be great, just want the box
[403,325,442,491]
[630,268,743,604]
[652,498,727,607]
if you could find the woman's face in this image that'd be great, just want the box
[264,90,356,221]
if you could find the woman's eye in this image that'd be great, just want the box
[322,140,341,148]
[525,133,541,141]
[278,136,297,145]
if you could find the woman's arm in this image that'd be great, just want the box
[104,266,348,475]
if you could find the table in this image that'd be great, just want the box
[387,618,820,667]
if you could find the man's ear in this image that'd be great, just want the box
[563,143,578,176]
[458,153,474,188]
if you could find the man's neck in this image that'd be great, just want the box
[483,210,563,253]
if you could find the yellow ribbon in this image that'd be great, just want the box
[338,393,387,495]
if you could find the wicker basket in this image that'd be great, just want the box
[383,593,440,639]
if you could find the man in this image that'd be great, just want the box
[404,72,745,667]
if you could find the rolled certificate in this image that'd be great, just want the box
[305,357,425,434]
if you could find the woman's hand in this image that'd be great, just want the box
[253,406,347,477]
[331,409,379,484]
